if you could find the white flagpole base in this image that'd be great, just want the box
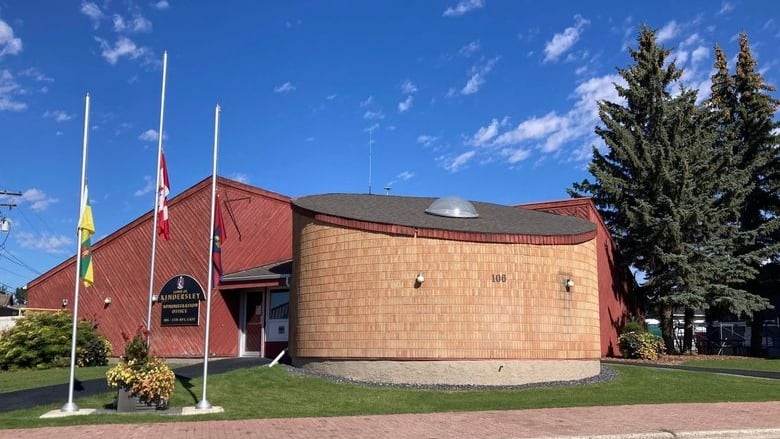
[195,399,212,410]
[60,402,79,412]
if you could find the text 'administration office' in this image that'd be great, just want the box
[27,176,636,385]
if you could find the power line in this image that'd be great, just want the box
[1,248,41,275]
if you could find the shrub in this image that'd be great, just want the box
[0,311,111,370]
[621,317,645,335]
[106,326,176,407]
[618,331,665,360]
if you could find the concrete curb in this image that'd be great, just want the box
[538,428,780,439]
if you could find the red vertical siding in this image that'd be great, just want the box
[27,176,292,358]
[519,198,639,357]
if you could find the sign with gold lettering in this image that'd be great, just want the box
[159,274,205,326]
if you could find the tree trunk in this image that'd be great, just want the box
[660,304,675,354]
[683,308,694,354]
[750,313,764,357]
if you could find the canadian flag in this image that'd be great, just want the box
[157,151,171,240]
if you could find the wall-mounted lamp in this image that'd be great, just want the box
[415,272,425,286]
[565,278,575,292]
[61,298,68,307]
[104,297,112,305]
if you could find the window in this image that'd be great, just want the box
[269,290,289,320]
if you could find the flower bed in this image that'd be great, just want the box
[106,326,175,410]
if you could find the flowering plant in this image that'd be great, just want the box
[106,326,176,407]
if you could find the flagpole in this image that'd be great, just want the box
[197,104,220,410]
[62,92,90,413]
[146,50,168,333]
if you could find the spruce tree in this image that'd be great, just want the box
[571,26,766,353]
[708,33,780,354]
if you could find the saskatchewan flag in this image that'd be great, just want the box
[78,186,95,287]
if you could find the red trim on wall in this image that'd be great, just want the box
[295,208,597,245]
[295,356,597,362]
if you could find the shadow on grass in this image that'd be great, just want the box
[176,373,198,405]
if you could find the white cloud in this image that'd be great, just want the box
[472,73,623,166]
[16,232,73,254]
[494,112,567,146]
[230,173,249,184]
[134,175,154,196]
[363,110,384,120]
[417,135,439,147]
[460,57,498,95]
[459,40,480,57]
[672,50,689,66]
[43,110,73,122]
[461,74,484,95]
[360,95,375,107]
[138,129,160,142]
[386,170,416,187]
[400,80,418,94]
[113,14,153,33]
[398,95,413,113]
[80,1,104,28]
[326,94,337,100]
[718,1,734,15]
[544,15,589,62]
[681,33,702,48]
[0,19,22,57]
[274,81,296,93]
[445,150,476,172]
[396,171,414,181]
[21,188,58,212]
[152,1,170,10]
[501,147,531,164]
[656,20,679,43]
[95,37,150,65]
[18,67,53,82]
[470,118,500,146]
[305,137,315,142]
[691,46,709,64]
[0,69,26,111]
[443,0,484,17]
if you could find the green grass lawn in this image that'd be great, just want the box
[0,366,111,393]
[680,357,780,372]
[0,364,779,430]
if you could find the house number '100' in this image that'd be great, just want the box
[491,274,507,283]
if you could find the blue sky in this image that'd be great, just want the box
[0,0,778,290]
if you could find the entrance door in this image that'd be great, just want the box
[241,292,264,356]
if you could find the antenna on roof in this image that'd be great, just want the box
[368,125,374,194]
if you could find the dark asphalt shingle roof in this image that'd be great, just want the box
[222,259,292,282]
[292,194,596,237]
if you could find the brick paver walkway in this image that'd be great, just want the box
[2,401,779,438]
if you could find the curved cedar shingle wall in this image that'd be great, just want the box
[291,215,600,362]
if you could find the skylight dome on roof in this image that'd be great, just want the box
[425,196,479,218]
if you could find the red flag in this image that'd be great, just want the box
[212,195,226,286]
[157,151,171,240]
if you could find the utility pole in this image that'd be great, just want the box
[0,190,22,233]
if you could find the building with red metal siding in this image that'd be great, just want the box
[27,176,636,361]
[27,177,292,358]
[519,198,639,357]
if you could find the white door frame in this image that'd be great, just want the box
[239,290,265,357]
